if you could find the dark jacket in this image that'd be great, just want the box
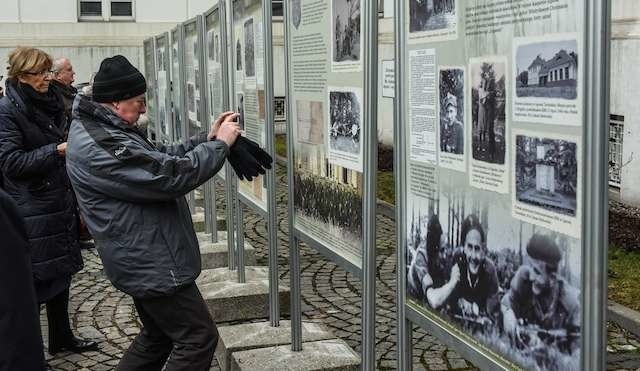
[0,81,83,289]
[0,188,45,371]
[49,80,76,134]
[66,94,228,298]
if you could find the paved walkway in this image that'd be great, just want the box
[44,165,640,370]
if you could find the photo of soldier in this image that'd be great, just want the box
[236,40,242,71]
[501,234,580,369]
[439,67,464,155]
[406,191,581,370]
[471,60,507,164]
[293,171,362,238]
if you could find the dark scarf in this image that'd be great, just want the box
[16,81,64,119]
[50,80,77,101]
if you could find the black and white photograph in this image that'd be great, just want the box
[236,93,245,131]
[329,90,361,155]
[409,0,457,38]
[187,82,195,113]
[207,30,216,62]
[331,0,361,64]
[406,188,581,371]
[236,39,243,71]
[515,135,578,217]
[471,59,507,165]
[293,169,363,263]
[439,67,464,155]
[244,18,255,77]
[291,0,301,29]
[516,39,578,100]
[215,34,220,63]
[296,100,324,145]
[194,68,200,92]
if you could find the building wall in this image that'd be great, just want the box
[611,0,640,206]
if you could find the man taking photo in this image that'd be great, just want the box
[66,55,241,371]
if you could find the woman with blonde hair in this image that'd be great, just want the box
[0,47,97,364]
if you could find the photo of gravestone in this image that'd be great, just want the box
[515,135,578,216]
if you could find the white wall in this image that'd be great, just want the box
[20,0,76,22]
[135,0,187,23]
[0,0,20,22]
[611,0,640,206]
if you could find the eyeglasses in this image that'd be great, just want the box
[23,70,55,77]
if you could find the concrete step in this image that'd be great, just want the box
[215,320,336,371]
[230,339,360,371]
[196,267,290,323]
[197,232,257,270]
[192,212,227,233]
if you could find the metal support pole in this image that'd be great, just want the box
[204,180,212,234]
[283,0,303,352]
[226,167,237,270]
[211,179,218,243]
[235,179,246,283]
[582,0,610,370]
[395,0,412,368]
[362,0,378,369]
[262,0,280,327]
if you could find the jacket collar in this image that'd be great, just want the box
[50,80,77,100]
[72,93,136,132]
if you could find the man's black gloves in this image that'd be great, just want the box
[227,136,273,181]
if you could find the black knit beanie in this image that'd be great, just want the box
[92,55,147,103]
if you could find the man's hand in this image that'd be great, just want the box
[216,114,241,147]
[208,111,237,141]
[57,142,67,157]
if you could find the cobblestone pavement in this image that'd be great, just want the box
[44,165,640,370]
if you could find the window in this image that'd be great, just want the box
[560,68,563,80]
[79,0,134,21]
[272,1,283,19]
[565,66,570,79]
[609,115,624,187]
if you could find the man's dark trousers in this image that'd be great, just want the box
[116,283,218,371]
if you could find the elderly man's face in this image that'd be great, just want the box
[114,94,146,125]
[55,59,75,86]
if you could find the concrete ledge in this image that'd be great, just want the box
[230,339,360,371]
[197,267,290,323]
[200,239,257,270]
[609,301,640,338]
[192,212,227,233]
[215,321,336,371]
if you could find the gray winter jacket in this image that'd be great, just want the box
[66,94,228,298]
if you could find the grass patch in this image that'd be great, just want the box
[377,171,395,205]
[275,134,287,158]
[608,245,640,312]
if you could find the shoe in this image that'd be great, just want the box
[48,337,98,355]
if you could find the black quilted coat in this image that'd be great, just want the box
[0,80,82,301]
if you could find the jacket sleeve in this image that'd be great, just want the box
[155,132,208,157]
[0,112,60,179]
[87,138,228,203]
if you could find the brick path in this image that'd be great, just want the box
[44,165,640,370]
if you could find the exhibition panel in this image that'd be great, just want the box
[181,16,207,138]
[154,32,172,144]
[142,38,157,141]
[395,0,610,370]
[284,0,379,368]
[170,26,186,145]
